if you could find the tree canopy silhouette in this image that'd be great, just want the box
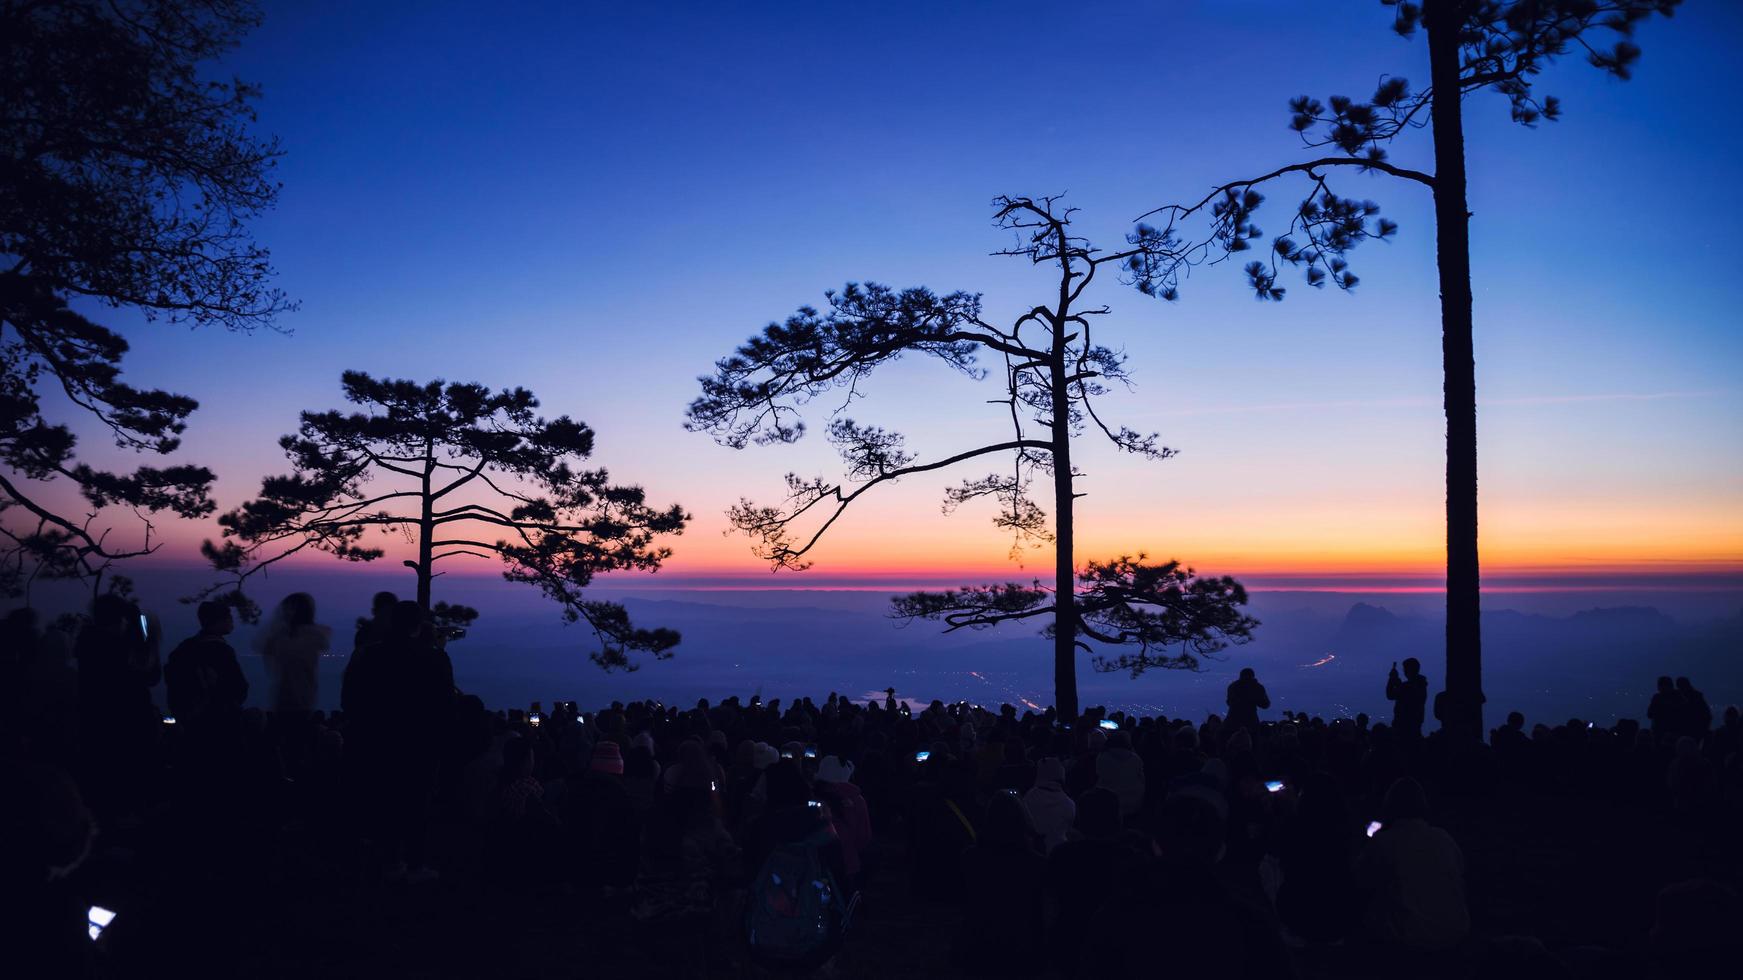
[688,197,1256,717]
[203,372,688,669]
[1124,0,1680,740]
[0,0,290,596]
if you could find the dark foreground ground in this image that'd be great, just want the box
[68,772,1737,980]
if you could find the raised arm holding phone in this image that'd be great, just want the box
[1386,658,1429,738]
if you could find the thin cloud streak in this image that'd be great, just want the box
[1134,389,1735,420]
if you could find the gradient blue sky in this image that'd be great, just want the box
[64,0,1743,588]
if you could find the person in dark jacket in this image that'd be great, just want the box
[165,601,248,729]
[350,590,399,655]
[1386,658,1429,738]
[1045,788,1138,973]
[1077,793,1293,978]
[956,790,1046,976]
[75,593,161,819]
[341,600,454,879]
[1275,771,1360,943]
[164,601,249,785]
[1225,668,1271,735]
[1648,676,1685,742]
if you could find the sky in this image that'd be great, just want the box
[43,0,1743,597]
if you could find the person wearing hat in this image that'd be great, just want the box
[557,738,638,890]
[1024,757,1076,853]
[815,756,871,888]
[590,740,624,776]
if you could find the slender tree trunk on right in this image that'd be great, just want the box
[1051,396,1079,721]
[1426,0,1484,741]
[416,438,435,610]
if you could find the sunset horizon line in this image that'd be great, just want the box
[134,555,1743,594]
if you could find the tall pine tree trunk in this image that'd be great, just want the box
[416,439,434,610]
[1426,0,1484,741]
[1051,393,1078,720]
[1050,237,1080,721]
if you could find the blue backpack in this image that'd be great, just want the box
[745,824,851,969]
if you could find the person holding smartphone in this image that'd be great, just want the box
[73,593,161,819]
[1386,658,1429,739]
[1224,667,1271,735]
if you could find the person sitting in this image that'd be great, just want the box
[1650,878,1741,978]
[561,740,640,891]
[742,760,851,971]
[1022,756,1075,853]
[632,781,737,974]
[814,755,872,891]
[954,790,1046,977]
[1355,777,1470,952]
[1076,793,1292,978]
[1490,711,1528,751]
[485,736,559,884]
[1275,771,1359,944]
[1044,788,1136,973]
[1095,730,1146,819]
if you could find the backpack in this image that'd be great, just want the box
[745,823,850,969]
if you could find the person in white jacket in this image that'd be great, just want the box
[1023,756,1076,853]
[259,592,332,715]
[1095,731,1146,819]
[1356,777,1470,951]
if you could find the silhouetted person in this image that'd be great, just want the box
[1386,658,1429,738]
[1276,770,1359,943]
[164,601,248,753]
[1491,710,1527,747]
[561,740,641,889]
[342,600,454,879]
[75,593,161,818]
[743,760,850,970]
[1044,788,1133,973]
[632,781,737,974]
[1,608,76,761]
[1078,793,1292,978]
[1224,667,1270,734]
[1648,676,1685,741]
[1675,677,1711,736]
[351,590,398,653]
[955,790,1046,977]
[0,759,98,974]
[1355,777,1469,951]
[1650,879,1741,978]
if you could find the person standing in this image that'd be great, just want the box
[260,593,331,715]
[1387,658,1430,738]
[342,600,454,880]
[1676,677,1712,737]
[259,592,331,774]
[1224,667,1270,734]
[1648,676,1686,742]
[165,601,248,731]
[74,594,161,819]
[351,591,398,654]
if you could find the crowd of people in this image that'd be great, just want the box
[2,591,1740,978]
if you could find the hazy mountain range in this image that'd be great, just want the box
[19,567,1741,726]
